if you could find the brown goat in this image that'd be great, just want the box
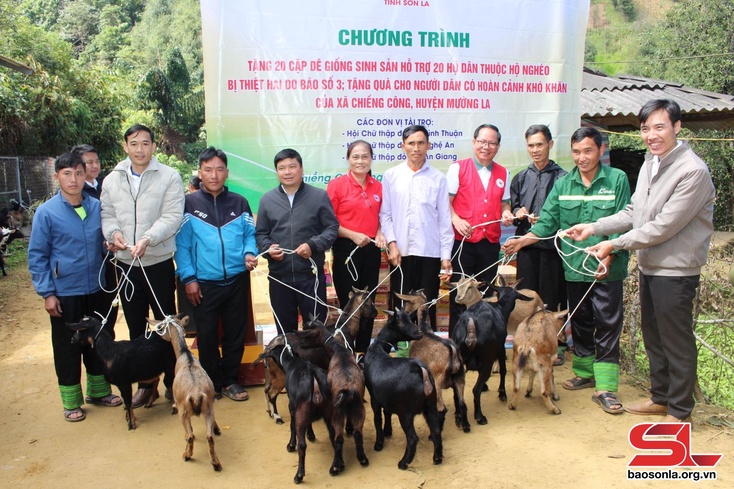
[261,287,375,426]
[395,290,470,433]
[150,315,222,471]
[508,309,568,415]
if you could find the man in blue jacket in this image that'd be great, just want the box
[175,147,258,402]
[29,152,122,422]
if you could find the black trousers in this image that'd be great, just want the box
[51,291,109,386]
[390,255,440,330]
[516,247,567,312]
[640,273,699,419]
[193,273,250,390]
[449,238,500,332]
[566,280,624,363]
[331,237,381,351]
[269,273,327,334]
[119,258,177,340]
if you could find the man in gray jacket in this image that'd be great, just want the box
[101,124,184,407]
[567,99,715,423]
[255,148,339,334]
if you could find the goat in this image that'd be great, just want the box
[0,226,23,276]
[486,278,545,336]
[259,286,376,426]
[453,281,533,425]
[508,309,568,415]
[149,315,222,471]
[364,308,442,470]
[260,342,336,484]
[295,320,369,474]
[395,290,470,433]
[67,316,176,430]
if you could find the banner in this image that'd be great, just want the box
[201,0,590,211]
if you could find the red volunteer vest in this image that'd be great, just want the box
[451,158,507,243]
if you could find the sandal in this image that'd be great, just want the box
[85,394,123,407]
[592,392,624,415]
[63,407,86,422]
[552,354,565,366]
[562,376,595,390]
[222,384,249,401]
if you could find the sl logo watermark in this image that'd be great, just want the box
[627,422,722,481]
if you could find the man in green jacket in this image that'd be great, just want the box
[503,127,631,414]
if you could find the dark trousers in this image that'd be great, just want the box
[566,280,624,363]
[193,273,250,390]
[119,258,177,340]
[449,239,500,332]
[331,237,381,351]
[390,255,440,330]
[269,273,327,334]
[51,292,109,386]
[516,247,567,311]
[100,255,120,338]
[640,273,699,419]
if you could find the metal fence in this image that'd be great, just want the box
[0,156,55,210]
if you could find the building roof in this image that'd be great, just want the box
[581,67,734,132]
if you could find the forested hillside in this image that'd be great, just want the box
[1,0,732,168]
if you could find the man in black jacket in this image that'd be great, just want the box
[255,148,339,334]
[509,125,568,347]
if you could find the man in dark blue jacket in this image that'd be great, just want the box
[255,148,339,334]
[175,147,258,402]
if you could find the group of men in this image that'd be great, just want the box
[30,97,714,424]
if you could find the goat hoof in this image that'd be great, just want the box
[499,394,507,402]
[286,444,296,453]
[359,457,370,466]
[398,461,409,470]
[275,418,284,425]
[214,427,222,436]
[525,392,532,398]
[462,425,471,433]
[329,465,344,476]
[294,474,303,484]
[552,394,560,401]
[476,416,487,425]
[184,455,191,461]
[508,403,516,410]
[552,408,562,415]
[213,463,222,472]
[433,456,443,465]
[374,442,383,452]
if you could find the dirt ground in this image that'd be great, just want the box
[1,265,733,489]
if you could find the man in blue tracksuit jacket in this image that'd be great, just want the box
[175,147,258,402]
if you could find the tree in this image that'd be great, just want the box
[637,0,734,95]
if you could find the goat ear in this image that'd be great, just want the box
[384,309,395,317]
[394,292,412,301]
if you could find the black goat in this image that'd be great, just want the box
[452,285,533,425]
[68,316,176,430]
[364,308,442,470]
[395,290,470,433]
[260,343,336,484]
[258,287,375,427]
[295,320,369,474]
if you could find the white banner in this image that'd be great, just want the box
[201,0,590,210]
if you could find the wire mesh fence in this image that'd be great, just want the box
[621,239,734,411]
[0,156,56,230]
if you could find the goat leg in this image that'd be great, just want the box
[451,370,470,432]
[396,414,418,470]
[371,399,385,451]
[182,414,194,461]
[329,416,345,475]
[472,366,491,425]
[497,349,508,402]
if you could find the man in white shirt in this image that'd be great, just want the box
[380,125,453,330]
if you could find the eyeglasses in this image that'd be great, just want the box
[475,139,500,148]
